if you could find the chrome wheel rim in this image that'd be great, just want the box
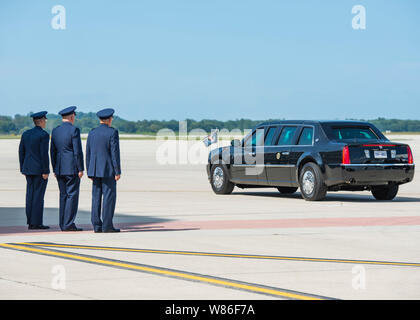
[302,171,315,195]
[213,167,224,189]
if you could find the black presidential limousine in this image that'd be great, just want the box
[206,121,415,201]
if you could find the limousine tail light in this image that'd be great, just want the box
[407,146,414,164]
[342,146,351,164]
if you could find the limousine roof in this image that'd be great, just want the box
[256,120,373,127]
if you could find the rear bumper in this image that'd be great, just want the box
[325,164,415,186]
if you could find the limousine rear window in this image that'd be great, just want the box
[297,127,314,145]
[330,126,379,141]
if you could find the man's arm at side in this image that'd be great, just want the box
[18,135,25,173]
[110,129,121,178]
[72,127,84,176]
[40,133,50,177]
[86,133,91,177]
[50,130,57,171]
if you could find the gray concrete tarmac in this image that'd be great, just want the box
[1,135,419,299]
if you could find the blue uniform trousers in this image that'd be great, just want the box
[25,175,48,225]
[57,175,80,230]
[91,177,116,231]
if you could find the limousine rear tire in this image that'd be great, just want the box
[277,187,298,194]
[299,163,327,201]
[210,164,235,195]
[371,184,399,200]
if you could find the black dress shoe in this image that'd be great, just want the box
[63,225,83,231]
[103,228,120,233]
[37,225,50,229]
[28,225,50,230]
[94,228,102,233]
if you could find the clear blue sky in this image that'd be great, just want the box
[0,0,419,121]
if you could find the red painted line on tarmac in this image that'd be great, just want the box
[136,216,420,231]
[1,216,420,236]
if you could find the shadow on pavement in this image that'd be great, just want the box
[0,207,174,234]
[122,227,200,233]
[232,191,420,202]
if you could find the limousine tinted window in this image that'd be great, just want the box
[264,127,277,146]
[244,128,264,147]
[277,126,297,145]
[297,127,313,145]
[330,126,379,141]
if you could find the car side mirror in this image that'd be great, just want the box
[231,139,241,147]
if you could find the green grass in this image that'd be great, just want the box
[0,134,238,141]
[385,132,420,135]
[2,132,419,140]
[0,134,21,139]
[0,135,232,141]
[116,136,156,140]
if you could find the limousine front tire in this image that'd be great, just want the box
[299,163,327,201]
[371,184,399,200]
[210,164,235,194]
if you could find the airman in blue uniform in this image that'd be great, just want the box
[86,108,121,233]
[18,111,50,230]
[50,106,84,231]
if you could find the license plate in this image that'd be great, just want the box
[374,150,387,159]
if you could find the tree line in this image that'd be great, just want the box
[0,113,419,135]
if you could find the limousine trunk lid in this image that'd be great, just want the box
[344,142,413,165]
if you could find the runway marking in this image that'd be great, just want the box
[18,242,420,268]
[0,243,331,300]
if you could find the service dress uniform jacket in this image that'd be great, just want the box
[86,124,121,231]
[50,122,84,230]
[18,126,50,226]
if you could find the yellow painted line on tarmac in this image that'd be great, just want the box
[19,242,420,268]
[0,243,327,300]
